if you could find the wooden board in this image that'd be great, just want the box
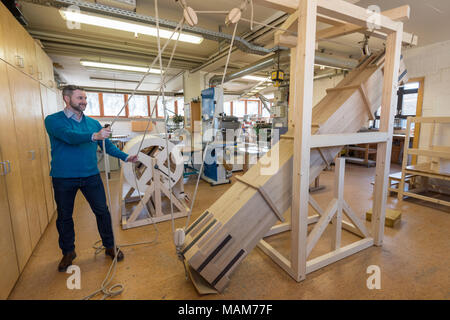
[182,52,388,292]
[366,208,401,228]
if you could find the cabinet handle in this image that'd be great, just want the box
[15,55,24,68]
[29,150,36,160]
[0,161,5,176]
[6,160,11,174]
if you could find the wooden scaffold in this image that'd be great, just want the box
[181,0,412,292]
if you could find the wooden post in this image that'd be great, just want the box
[398,117,412,201]
[372,24,403,246]
[331,158,344,250]
[291,0,317,282]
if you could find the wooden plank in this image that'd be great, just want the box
[402,191,450,207]
[264,222,291,237]
[372,26,403,246]
[253,0,297,13]
[310,132,389,148]
[342,200,369,238]
[407,148,450,160]
[317,0,401,34]
[410,117,450,123]
[291,0,318,282]
[306,198,338,257]
[358,85,375,121]
[257,240,295,278]
[306,238,374,274]
[331,158,344,250]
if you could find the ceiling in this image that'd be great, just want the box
[15,0,450,94]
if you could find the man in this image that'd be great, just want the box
[45,85,138,272]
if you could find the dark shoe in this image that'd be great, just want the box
[58,251,77,272]
[105,247,124,262]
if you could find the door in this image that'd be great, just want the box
[39,84,56,221]
[0,60,32,271]
[7,64,49,247]
[0,148,20,300]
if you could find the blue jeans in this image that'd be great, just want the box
[52,174,114,255]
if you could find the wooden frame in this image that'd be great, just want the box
[179,0,409,293]
[397,116,450,208]
[409,77,425,165]
[120,157,189,229]
[256,0,403,282]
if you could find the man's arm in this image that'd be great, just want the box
[45,115,95,145]
[99,139,129,162]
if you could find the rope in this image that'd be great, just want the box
[83,3,186,300]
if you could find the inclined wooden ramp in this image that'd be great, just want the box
[181,53,389,292]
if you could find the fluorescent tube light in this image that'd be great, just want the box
[242,75,269,82]
[60,9,203,44]
[80,60,161,74]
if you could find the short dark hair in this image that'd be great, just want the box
[62,85,85,99]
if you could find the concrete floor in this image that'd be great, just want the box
[8,164,450,300]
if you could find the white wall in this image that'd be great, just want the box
[403,40,450,157]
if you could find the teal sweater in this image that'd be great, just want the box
[45,111,128,178]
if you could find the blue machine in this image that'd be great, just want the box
[200,87,231,186]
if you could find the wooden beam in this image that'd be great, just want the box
[317,0,401,34]
[358,85,375,121]
[291,0,317,282]
[253,0,297,13]
[317,5,410,40]
[372,25,403,246]
[310,132,389,148]
[257,240,295,278]
[306,238,374,274]
[407,148,450,159]
[331,158,344,250]
[306,199,338,257]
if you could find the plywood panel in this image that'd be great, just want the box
[0,60,32,271]
[0,149,20,299]
[7,65,49,248]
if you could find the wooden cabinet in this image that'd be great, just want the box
[0,60,33,272]
[7,64,49,248]
[35,42,55,89]
[0,2,60,299]
[0,148,20,300]
[0,2,38,79]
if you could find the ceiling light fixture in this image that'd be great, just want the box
[80,60,162,74]
[60,9,203,44]
[242,75,269,82]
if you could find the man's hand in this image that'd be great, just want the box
[93,128,112,141]
[127,155,139,163]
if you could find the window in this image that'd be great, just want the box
[149,96,158,117]
[224,101,232,116]
[102,93,126,116]
[128,95,149,117]
[261,102,271,118]
[85,92,100,116]
[176,97,185,116]
[370,81,421,130]
[165,97,176,116]
[234,100,246,117]
[246,100,259,116]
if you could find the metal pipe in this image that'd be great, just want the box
[209,51,358,86]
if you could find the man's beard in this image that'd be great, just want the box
[70,101,86,113]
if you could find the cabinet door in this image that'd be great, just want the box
[0,60,32,271]
[0,148,20,300]
[7,65,49,247]
[0,2,5,61]
[23,32,37,79]
[39,84,56,221]
[0,3,19,67]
